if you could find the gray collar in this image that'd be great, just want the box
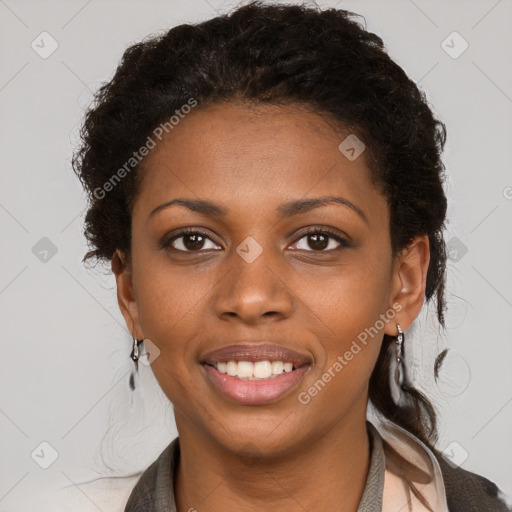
[357,420,386,511]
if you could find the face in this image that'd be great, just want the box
[114,101,424,457]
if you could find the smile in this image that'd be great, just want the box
[201,342,312,405]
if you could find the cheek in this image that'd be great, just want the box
[132,259,207,378]
[134,249,206,332]
[307,250,391,325]
[304,256,391,376]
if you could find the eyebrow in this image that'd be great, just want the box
[148,195,368,224]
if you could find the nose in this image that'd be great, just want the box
[212,246,295,325]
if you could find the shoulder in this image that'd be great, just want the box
[124,437,179,512]
[432,450,511,512]
[369,416,511,512]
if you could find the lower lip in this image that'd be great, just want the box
[203,364,310,405]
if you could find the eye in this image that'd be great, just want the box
[289,228,350,252]
[164,229,222,252]
[162,227,350,254]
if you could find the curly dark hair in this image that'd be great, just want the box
[73,2,448,507]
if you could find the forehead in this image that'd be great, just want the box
[135,102,386,224]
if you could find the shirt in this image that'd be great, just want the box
[123,418,512,512]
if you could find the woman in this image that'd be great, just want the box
[73,2,511,510]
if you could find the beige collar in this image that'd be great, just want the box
[372,417,449,512]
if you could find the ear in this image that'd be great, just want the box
[111,249,143,339]
[384,234,430,336]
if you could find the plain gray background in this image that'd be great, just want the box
[1,0,511,510]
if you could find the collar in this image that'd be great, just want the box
[375,417,450,512]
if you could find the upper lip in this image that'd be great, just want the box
[201,343,312,366]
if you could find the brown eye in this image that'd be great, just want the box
[165,230,221,252]
[306,233,329,250]
[290,229,349,252]
[182,233,206,251]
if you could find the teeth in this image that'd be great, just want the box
[226,361,238,376]
[214,360,298,379]
[254,361,272,379]
[271,361,283,374]
[237,361,254,378]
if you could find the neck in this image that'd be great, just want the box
[173,408,371,512]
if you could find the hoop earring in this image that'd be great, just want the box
[129,337,144,391]
[389,324,407,407]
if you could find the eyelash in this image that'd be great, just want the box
[162,227,350,253]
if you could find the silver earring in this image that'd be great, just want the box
[390,324,407,407]
[129,337,144,391]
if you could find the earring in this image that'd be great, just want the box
[389,324,407,407]
[129,336,144,391]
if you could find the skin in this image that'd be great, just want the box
[112,101,430,511]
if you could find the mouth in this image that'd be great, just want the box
[201,343,312,405]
